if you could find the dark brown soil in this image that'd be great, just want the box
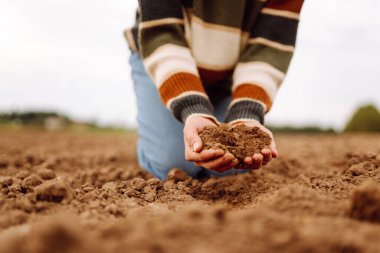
[349,180,380,223]
[0,130,380,253]
[199,124,271,165]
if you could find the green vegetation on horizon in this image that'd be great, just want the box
[268,125,335,134]
[2,104,380,133]
[344,104,380,132]
[0,111,128,133]
[0,112,70,126]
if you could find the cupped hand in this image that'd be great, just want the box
[230,119,278,170]
[184,115,239,172]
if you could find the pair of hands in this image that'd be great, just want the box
[184,115,277,172]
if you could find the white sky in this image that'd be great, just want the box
[0,0,380,129]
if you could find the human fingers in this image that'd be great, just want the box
[185,148,224,162]
[244,156,253,165]
[212,158,239,172]
[184,128,203,153]
[250,153,263,170]
[261,148,272,165]
[195,152,235,170]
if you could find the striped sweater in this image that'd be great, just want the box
[125,0,304,124]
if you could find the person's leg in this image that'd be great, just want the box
[129,52,202,179]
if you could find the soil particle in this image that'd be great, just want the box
[34,178,74,203]
[22,175,43,189]
[13,197,34,213]
[349,181,380,223]
[347,164,364,176]
[130,178,146,191]
[0,176,13,187]
[15,171,30,180]
[36,168,56,180]
[101,182,118,194]
[104,203,120,215]
[144,191,157,202]
[167,168,191,182]
[0,210,28,230]
[79,190,97,202]
[8,182,22,194]
[147,178,161,186]
[0,158,8,168]
[199,124,271,167]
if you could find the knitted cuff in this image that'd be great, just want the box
[124,27,139,52]
[169,94,215,123]
[225,100,265,124]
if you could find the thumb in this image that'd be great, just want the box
[189,133,202,153]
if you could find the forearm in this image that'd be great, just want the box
[226,0,304,124]
[138,0,215,123]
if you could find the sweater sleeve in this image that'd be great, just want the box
[225,0,304,124]
[138,0,217,124]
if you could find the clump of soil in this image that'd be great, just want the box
[199,124,271,167]
[34,178,74,203]
[349,181,380,223]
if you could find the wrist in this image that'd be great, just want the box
[228,118,260,126]
[225,99,266,124]
[169,94,215,123]
[185,113,219,126]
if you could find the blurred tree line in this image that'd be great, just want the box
[269,125,335,134]
[0,112,71,126]
[267,103,380,133]
[1,104,380,133]
[0,111,124,132]
[269,104,380,133]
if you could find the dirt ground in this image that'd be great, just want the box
[0,129,380,253]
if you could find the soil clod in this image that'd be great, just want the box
[34,178,74,203]
[199,124,271,167]
[349,181,380,223]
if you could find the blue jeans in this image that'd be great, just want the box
[129,52,247,179]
